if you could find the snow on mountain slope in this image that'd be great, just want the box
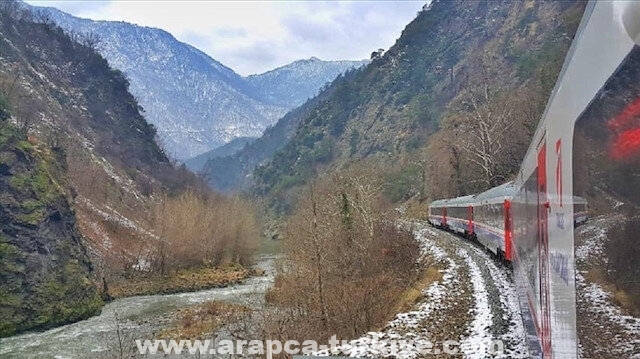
[35,6,285,159]
[25,3,367,160]
[246,57,369,108]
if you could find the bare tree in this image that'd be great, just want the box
[447,81,517,187]
[266,162,420,345]
[439,50,542,191]
[81,32,102,51]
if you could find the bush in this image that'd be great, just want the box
[150,191,260,275]
[265,166,420,344]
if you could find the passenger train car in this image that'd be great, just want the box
[428,2,640,358]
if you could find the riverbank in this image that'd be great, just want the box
[156,301,252,339]
[0,255,276,359]
[107,264,259,299]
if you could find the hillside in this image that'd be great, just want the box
[199,72,352,192]
[33,4,286,160]
[184,136,255,172]
[245,57,369,108]
[0,1,214,321]
[20,2,367,160]
[249,0,584,210]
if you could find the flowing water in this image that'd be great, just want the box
[0,255,276,358]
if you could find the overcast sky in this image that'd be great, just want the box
[25,1,425,76]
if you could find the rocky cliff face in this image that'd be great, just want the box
[0,2,203,333]
[0,124,102,337]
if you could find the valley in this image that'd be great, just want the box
[2,0,639,358]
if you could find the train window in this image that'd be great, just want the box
[573,46,640,212]
[572,45,640,355]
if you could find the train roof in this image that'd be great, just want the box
[474,181,516,202]
[429,198,449,207]
[447,194,477,206]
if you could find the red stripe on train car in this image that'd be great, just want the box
[468,205,474,236]
[504,200,512,261]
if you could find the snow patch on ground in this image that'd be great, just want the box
[574,216,610,262]
[575,214,640,357]
[466,245,529,358]
[315,222,530,358]
[78,197,157,240]
[577,274,640,335]
[414,227,447,261]
[86,221,112,250]
[457,248,495,358]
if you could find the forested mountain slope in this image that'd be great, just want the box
[249,0,584,211]
[201,72,355,192]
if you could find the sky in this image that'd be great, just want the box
[24,1,426,76]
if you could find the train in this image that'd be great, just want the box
[428,1,640,358]
[428,183,587,263]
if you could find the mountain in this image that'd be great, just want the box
[243,0,585,211]
[245,57,369,108]
[0,1,205,334]
[29,4,286,160]
[184,136,255,172]
[20,2,367,160]
[200,69,357,193]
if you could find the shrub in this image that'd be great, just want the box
[265,165,420,344]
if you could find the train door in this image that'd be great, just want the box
[537,141,552,357]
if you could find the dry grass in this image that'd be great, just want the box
[108,265,250,298]
[156,301,251,340]
[403,198,429,221]
[582,257,639,317]
[612,289,635,313]
[391,265,443,316]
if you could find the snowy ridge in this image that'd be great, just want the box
[24,1,367,159]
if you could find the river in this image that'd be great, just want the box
[0,255,276,358]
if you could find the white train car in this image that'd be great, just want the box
[473,182,515,262]
[511,1,640,357]
[427,198,449,228]
[443,194,476,236]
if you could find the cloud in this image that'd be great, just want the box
[24,0,425,75]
